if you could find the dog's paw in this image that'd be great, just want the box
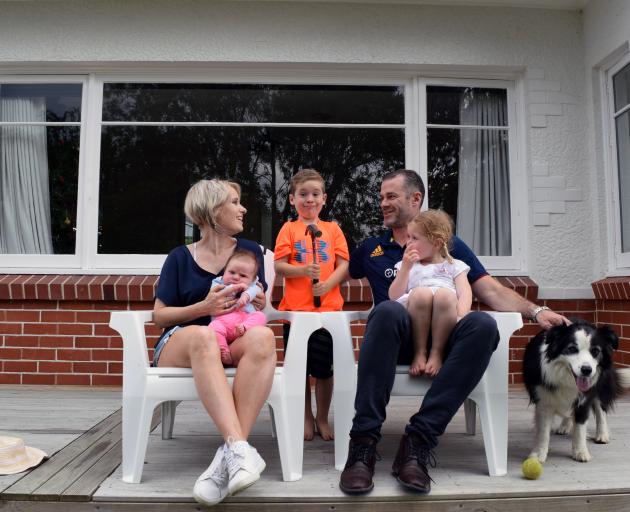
[530,451,547,463]
[555,418,573,436]
[594,432,610,444]
[572,449,592,462]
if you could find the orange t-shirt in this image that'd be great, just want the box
[274,219,349,312]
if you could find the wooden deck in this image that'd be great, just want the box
[1,385,629,511]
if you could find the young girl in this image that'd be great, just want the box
[388,209,472,378]
[208,249,267,365]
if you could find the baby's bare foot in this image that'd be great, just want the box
[409,354,427,376]
[235,324,245,337]
[220,348,233,366]
[315,417,334,441]
[425,352,443,377]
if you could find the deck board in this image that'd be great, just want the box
[1,386,629,511]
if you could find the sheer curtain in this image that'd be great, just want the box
[0,96,53,254]
[456,90,511,256]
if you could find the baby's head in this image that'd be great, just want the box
[289,169,326,222]
[223,249,259,286]
[408,209,454,263]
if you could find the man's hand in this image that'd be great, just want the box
[535,309,570,330]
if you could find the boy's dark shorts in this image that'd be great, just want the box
[283,323,333,379]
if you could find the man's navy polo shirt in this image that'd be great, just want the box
[349,230,488,306]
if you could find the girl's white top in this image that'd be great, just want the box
[394,258,470,305]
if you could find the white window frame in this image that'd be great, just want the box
[417,77,526,271]
[605,54,630,270]
[0,75,89,272]
[0,67,526,275]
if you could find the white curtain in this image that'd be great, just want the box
[0,96,53,254]
[456,90,511,256]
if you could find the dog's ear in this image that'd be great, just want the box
[543,323,569,359]
[597,325,619,351]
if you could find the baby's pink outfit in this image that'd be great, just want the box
[210,309,267,364]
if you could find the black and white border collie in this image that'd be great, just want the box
[523,320,630,462]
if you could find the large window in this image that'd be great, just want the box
[0,81,82,262]
[609,58,630,268]
[0,73,521,274]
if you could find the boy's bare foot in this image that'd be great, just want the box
[425,352,443,377]
[409,354,427,376]
[220,348,233,366]
[315,416,334,441]
[234,324,245,337]
[304,414,315,441]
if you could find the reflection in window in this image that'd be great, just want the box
[0,84,81,254]
[99,126,404,254]
[98,84,405,255]
[427,86,511,256]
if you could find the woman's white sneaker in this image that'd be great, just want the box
[224,440,266,496]
[193,445,229,506]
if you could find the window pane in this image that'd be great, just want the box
[0,84,82,122]
[98,126,404,254]
[616,111,630,252]
[427,86,507,127]
[428,127,511,256]
[0,125,80,254]
[613,63,630,113]
[102,84,404,124]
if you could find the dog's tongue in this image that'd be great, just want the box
[576,376,590,393]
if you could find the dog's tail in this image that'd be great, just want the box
[617,368,630,390]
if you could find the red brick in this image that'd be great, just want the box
[94,324,117,336]
[22,300,57,310]
[58,324,92,335]
[92,349,122,361]
[108,362,122,373]
[23,323,58,335]
[4,335,38,347]
[57,374,91,385]
[75,337,109,348]
[92,374,122,386]
[4,360,37,372]
[35,275,56,300]
[39,361,72,373]
[4,310,40,322]
[75,311,111,323]
[59,301,96,310]
[0,347,21,359]
[0,373,21,384]
[57,349,92,361]
[23,373,55,385]
[38,336,74,348]
[73,362,108,373]
[109,337,123,349]
[40,311,76,322]
[21,348,56,360]
[0,323,23,335]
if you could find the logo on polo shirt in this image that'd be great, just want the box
[370,245,384,257]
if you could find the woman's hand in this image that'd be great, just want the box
[250,287,267,311]
[205,283,246,316]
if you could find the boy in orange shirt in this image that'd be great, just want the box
[274,169,349,441]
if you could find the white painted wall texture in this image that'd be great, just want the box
[583,0,630,277]
[0,1,595,294]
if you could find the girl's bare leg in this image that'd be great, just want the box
[426,289,458,377]
[406,288,433,376]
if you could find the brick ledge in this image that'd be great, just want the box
[592,277,630,301]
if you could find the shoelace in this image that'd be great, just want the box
[407,438,437,482]
[347,441,381,467]
[224,441,247,477]
[202,450,228,485]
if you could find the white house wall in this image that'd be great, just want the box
[0,1,593,295]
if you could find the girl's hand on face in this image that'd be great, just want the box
[400,246,420,271]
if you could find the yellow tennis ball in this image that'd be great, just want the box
[522,457,543,480]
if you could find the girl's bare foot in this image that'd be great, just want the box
[304,413,315,441]
[409,353,427,376]
[425,352,443,377]
[315,416,334,441]
[234,324,245,337]
[220,348,233,366]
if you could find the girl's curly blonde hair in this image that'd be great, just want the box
[409,209,455,263]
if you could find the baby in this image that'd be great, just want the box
[209,249,267,365]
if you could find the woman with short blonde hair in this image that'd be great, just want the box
[153,179,276,506]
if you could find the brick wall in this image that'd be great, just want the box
[0,274,627,386]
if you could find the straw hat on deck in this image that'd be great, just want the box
[0,436,47,475]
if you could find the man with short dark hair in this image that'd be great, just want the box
[339,169,568,495]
